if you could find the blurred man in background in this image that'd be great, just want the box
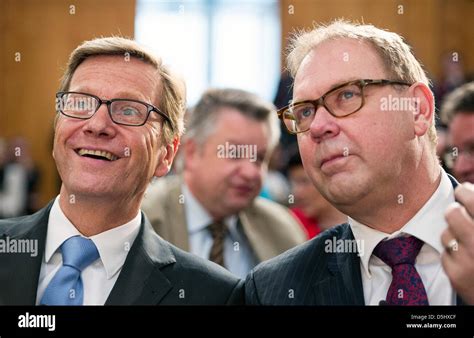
[142,88,306,278]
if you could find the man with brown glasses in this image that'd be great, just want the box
[245,20,474,305]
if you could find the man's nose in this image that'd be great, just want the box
[82,104,117,137]
[239,159,263,181]
[308,106,341,142]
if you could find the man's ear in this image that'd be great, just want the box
[154,137,180,177]
[410,82,435,137]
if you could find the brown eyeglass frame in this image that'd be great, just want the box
[277,79,412,134]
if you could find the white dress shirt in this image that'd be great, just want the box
[36,196,141,305]
[182,184,258,279]
[349,170,456,305]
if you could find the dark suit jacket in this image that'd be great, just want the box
[245,174,465,305]
[0,201,244,305]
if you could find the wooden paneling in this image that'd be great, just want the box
[0,0,135,206]
[280,0,474,81]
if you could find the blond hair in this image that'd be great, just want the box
[58,36,185,144]
[287,19,436,148]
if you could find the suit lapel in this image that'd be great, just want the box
[0,202,51,305]
[105,214,176,305]
[336,239,365,305]
[312,224,364,305]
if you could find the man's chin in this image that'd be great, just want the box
[62,183,116,199]
[324,181,372,208]
[227,196,254,212]
[315,177,350,202]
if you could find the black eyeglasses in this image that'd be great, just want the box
[277,79,411,134]
[55,91,174,129]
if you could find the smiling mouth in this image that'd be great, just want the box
[76,149,118,161]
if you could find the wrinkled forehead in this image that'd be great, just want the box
[293,38,387,102]
[70,55,162,104]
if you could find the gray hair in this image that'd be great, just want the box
[186,88,280,155]
[287,19,436,148]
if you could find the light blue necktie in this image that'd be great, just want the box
[40,236,99,305]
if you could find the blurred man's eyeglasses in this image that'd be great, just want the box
[277,79,411,134]
[55,91,174,129]
[443,144,474,169]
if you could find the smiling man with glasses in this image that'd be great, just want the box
[0,37,244,305]
[55,92,174,127]
[245,20,474,305]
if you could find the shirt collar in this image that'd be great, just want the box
[46,196,141,279]
[182,184,237,233]
[349,170,455,277]
[45,196,83,263]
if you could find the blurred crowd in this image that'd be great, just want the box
[0,137,40,218]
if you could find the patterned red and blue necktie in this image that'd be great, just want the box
[373,236,429,305]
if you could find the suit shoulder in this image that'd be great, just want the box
[252,223,350,273]
[161,243,243,303]
[141,228,244,304]
[246,223,350,304]
[0,216,25,234]
[0,206,52,237]
[170,244,239,283]
[168,244,240,285]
